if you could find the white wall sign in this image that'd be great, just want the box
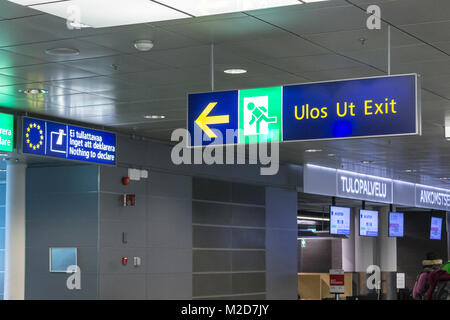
[304,164,450,210]
[329,269,345,294]
[337,171,393,203]
[396,273,405,289]
[415,185,450,211]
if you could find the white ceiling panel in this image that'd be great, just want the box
[79,24,201,54]
[0,49,45,68]
[0,82,78,97]
[375,0,450,26]
[0,0,41,19]
[261,53,363,74]
[216,34,328,61]
[0,63,96,82]
[250,3,366,35]
[3,38,120,62]
[304,27,418,54]
[49,75,133,93]
[159,15,286,43]
[41,93,116,108]
[61,54,168,76]
[0,73,27,86]
[401,21,450,44]
[157,0,301,16]
[29,0,190,28]
[0,0,450,185]
[0,17,61,47]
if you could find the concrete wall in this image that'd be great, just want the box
[397,210,448,290]
[192,177,266,300]
[25,165,99,300]
[298,239,332,273]
[0,162,6,300]
[98,166,192,300]
[265,187,298,300]
[23,135,300,300]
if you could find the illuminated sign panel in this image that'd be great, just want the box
[337,170,393,203]
[304,164,450,210]
[415,185,450,210]
[430,217,443,240]
[359,209,379,237]
[188,74,420,146]
[330,206,351,235]
[0,113,14,152]
[389,212,404,238]
[22,117,116,165]
[282,74,419,141]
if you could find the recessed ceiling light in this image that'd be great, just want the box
[224,69,247,75]
[144,115,165,119]
[404,169,417,173]
[19,88,48,95]
[134,40,154,52]
[16,0,189,28]
[361,160,373,164]
[440,177,450,180]
[305,149,322,153]
[8,0,327,28]
[45,47,80,56]
[327,153,336,157]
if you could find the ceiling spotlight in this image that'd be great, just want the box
[404,169,417,173]
[305,149,322,153]
[224,69,247,75]
[144,115,165,119]
[45,47,80,56]
[134,40,154,52]
[327,153,336,157]
[19,89,48,95]
[361,160,373,164]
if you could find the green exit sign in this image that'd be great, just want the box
[0,113,14,152]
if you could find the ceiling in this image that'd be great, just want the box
[1,0,450,186]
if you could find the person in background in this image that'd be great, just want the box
[425,267,450,300]
[412,252,443,300]
[442,260,450,274]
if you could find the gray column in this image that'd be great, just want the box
[447,212,450,260]
[377,207,397,272]
[377,207,397,300]
[354,207,376,272]
[342,208,356,272]
[265,187,298,300]
[4,161,27,300]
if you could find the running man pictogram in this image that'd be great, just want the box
[247,102,277,134]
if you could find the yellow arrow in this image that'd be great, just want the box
[195,102,229,138]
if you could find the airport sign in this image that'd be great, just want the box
[187,74,420,146]
[0,113,14,152]
[22,117,116,165]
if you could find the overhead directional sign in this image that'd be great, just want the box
[0,113,14,152]
[195,102,230,139]
[187,74,420,146]
[22,117,116,165]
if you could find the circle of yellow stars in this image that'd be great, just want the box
[25,122,44,150]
